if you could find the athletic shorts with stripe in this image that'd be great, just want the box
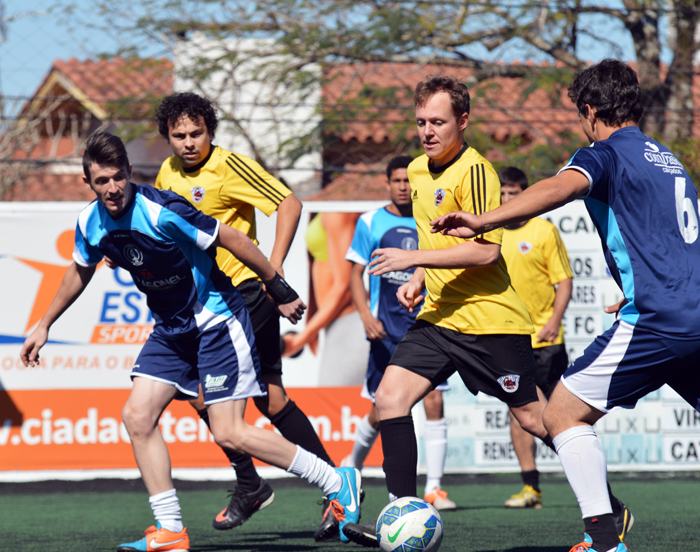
[562,320,700,413]
[389,321,539,407]
[237,278,282,375]
[362,336,451,402]
[533,344,569,399]
[132,313,266,405]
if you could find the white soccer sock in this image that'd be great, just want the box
[287,445,342,496]
[348,415,379,469]
[423,418,447,495]
[149,488,184,532]
[553,425,612,518]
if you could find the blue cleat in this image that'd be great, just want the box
[568,535,628,552]
[327,467,362,542]
[117,522,189,552]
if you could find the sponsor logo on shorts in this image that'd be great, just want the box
[205,374,228,390]
[123,244,144,266]
[498,374,520,393]
[518,241,533,254]
[434,188,445,206]
[191,186,206,203]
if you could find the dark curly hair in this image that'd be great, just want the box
[568,59,644,126]
[155,92,218,139]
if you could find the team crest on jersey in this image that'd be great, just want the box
[518,241,533,255]
[123,244,144,267]
[498,374,520,393]
[191,186,206,203]
[401,237,418,251]
[434,188,446,206]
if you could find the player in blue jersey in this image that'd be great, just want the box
[19,132,361,552]
[343,156,456,495]
[430,59,700,552]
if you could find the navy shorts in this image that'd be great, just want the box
[362,336,450,401]
[132,315,266,405]
[562,320,700,412]
[389,321,539,407]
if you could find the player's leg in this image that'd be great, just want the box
[119,335,199,552]
[422,388,456,510]
[342,338,391,470]
[206,398,361,541]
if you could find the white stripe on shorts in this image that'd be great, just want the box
[561,321,635,413]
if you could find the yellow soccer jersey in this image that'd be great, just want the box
[155,145,291,286]
[502,217,573,348]
[408,148,533,335]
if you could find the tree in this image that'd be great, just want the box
[76,0,700,175]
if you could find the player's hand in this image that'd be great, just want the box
[368,248,413,275]
[537,319,560,343]
[20,327,49,367]
[604,297,627,315]
[361,315,387,341]
[430,211,481,238]
[103,255,118,269]
[397,281,424,313]
[277,297,307,325]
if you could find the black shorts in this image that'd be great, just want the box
[389,320,539,407]
[532,343,569,398]
[237,278,282,375]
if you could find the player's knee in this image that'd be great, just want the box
[121,403,155,438]
[375,385,408,419]
[513,409,545,439]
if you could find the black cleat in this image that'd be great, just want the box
[212,478,274,530]
[342,520,379,548]
[613,501,634,542]
[314,496,340,541]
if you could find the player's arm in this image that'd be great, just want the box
[20,262,96,367]
[268,194,302,277]
[430,170,590,238]
[368,238,500,275]
[538,277,572,343]
[214,223,306,323]
[350,261,386,341]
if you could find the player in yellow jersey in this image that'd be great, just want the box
[154,92,340,541]
[499,167,573,509]
[342,75,552,547]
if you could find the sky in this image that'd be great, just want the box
[0,0,664,118]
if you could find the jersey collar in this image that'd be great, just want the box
[182,144,216,173]
[428,142,468,174]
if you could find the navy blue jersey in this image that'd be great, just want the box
[73,184,248,338]
[346,207,423,343]
[561,126,700,337]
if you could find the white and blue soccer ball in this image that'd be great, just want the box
[376,496,443,552]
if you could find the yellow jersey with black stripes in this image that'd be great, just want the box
[502,217,573,348]
[155,145,291,286]
[408,147,533,335]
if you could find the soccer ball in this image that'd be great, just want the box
[376,496,443,552]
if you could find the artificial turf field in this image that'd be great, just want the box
[1,472,698,552]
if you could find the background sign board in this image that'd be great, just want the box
[0,200,696,473]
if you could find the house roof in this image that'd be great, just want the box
[21,56,173,121]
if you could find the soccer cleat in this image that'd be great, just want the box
[314,496,340,541]
[424,488,457,511]
[326,467,362,543]
[212,478,275,530]
[341,454,356,468]
[504,484,543,509]
[568,537,628,552]
[117,523,189,552]
[613,501,634,542]
[342,520,379,548]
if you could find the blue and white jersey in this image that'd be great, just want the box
[561,126,700,338]
[346,207,423,342]
[73,184,248,338]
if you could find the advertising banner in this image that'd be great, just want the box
[1,201,697,474]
